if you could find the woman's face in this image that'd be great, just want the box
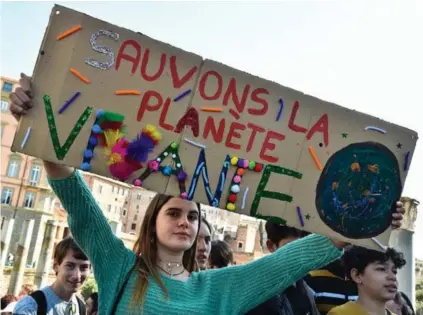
[155,197,199,253]
[196,222,211,269]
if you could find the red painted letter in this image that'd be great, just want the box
[225,122,246,150]
[175,107,200,137]
[203,116,225,143]
[248,88,269,116]
[260,130,285,163]
[141,49,166,82]
[115,40,141,74]
[199,71,223,101]
[246,123,266,152]
[306,114,329,147]
[159,98,174,131]
[137,90,163,121]
[222,78,250,113]
[288,101,307,133]
[170,56,198,88]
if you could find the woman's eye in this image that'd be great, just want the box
[188,214,198,221]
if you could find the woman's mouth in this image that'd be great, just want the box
[385,284,398,293]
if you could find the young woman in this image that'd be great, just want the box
[196,218,212,270]
[9,74,405,315]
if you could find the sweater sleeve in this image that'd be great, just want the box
[208,234,343,314]
[47,170,135,288]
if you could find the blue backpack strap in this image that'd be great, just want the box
[30,290,47,315]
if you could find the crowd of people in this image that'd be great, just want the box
[0,73,414,314]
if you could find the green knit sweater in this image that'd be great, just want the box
[48,171,342,315]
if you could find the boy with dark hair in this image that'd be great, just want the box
[13,237,90,315]
[328,246,406,315]
[209,240,233,269]
[245,222,319,315]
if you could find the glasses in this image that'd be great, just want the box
[65,302,77,315]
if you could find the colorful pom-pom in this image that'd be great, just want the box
[84,149,93,159]
[230,157,238,166]
[231,185,240,193]
[237,159,244,168]
[233,175,241,184]
[81,162,91,171]
[89,136,98,146]
[226,203,235,211]
[171,142,178,149]
[177,171,187,181]
[243,159,249,169]
[249,161,256,170]
[162,166,172,176]
[133,179,142,186]
[228,194,237,203]
[237,168,245,176]
[92,124,103,134]
[180,192,188,199]
[255,163,263,172]
[148,160,159,172]
[96,109,104,118]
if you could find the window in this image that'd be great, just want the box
[107,204,111,212]
[2,82,13,93]
[98,185,103,194]
[7,157,21,178]
[134,214,138,221]
[23,192,36,208]
[29,164,41,186]
[136,193,142,200]
[112,186,115,193]
[131,223,136,230]
[237,242,243,250]
[136,205,139,210]
[122,209,127,216]
[1,100,9,111]
[121,189,125,196]
[1,187,14,205]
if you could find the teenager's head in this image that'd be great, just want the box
[343,246,406,302]
[86,292,98,315]
[132,194,201,305]
[196,217,212,270]
[53,237,90,294]
[265,221,309,252]
[209,240,233,269]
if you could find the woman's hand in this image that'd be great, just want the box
[10,73,75,179]
[330,201,406,248]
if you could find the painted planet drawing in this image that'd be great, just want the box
[315,142,402,239]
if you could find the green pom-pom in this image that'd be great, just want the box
[171,142,178,149]
[249,161,256,170]
[104,111,125,123]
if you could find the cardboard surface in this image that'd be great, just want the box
[12,5,419,249]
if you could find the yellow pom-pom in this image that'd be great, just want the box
[145,124,155,133]
[107,152,123,166]
[151,131,162,142]
[226,203,236,211]
[230,157,238,166]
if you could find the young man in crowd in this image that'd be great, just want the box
[246,222,319,315]
[209,240,233,269]
[196,218,212,270]
[328,246,406,315]
[304,256,358,315]
[13,237,90,315]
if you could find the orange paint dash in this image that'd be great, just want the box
[56,25,82,41]
[115,90,141,95]
[200,107,223,112]
[308,146,323,171]
[70,68,90,84]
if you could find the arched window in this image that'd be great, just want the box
[7,155,21,178]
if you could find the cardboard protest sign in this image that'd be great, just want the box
[12,5,419,250]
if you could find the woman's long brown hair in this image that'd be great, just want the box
[131,193,201,308]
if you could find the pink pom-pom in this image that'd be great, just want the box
[148,160,159,172]
[233,175,241,183]
[180,192,188,199]
[243,159,249,168]
[133,179,142,186]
